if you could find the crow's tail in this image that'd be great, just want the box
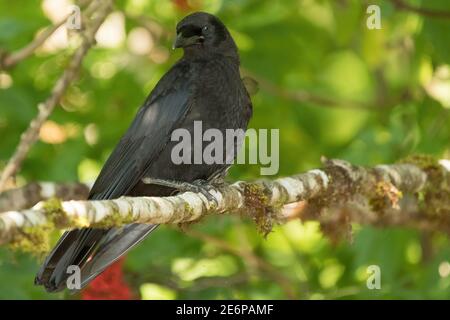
[35,224,157,292]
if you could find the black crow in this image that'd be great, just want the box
[35,11,253,292]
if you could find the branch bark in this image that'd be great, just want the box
[389,0,450,20]
[0,0,113,192]
[240,68,413,111]
[0,157,448,247]
[0,182,90,212]
[0,17,68,70]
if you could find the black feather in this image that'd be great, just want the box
[36,12,252,292]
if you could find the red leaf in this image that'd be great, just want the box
[81,257,134,300]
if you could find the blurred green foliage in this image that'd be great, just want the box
[0,0,449,299]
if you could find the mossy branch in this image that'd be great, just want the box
[0,156,449,252]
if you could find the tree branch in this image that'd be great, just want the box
[240,68,371,109]
[0,0,113,192]
[0,182,90,212]
[241,68,416,111]
[0,17,68,70]
[388,0,450,20]
[0,157,448,247]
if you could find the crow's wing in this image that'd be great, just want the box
[89,63,194,199]
[36,62,195,292]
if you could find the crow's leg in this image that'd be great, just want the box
[142,178,217,203]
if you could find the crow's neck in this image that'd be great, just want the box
[182,46,239,64]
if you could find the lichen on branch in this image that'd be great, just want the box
[0,157,448,254]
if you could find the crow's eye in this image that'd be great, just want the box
[202,25,209,32]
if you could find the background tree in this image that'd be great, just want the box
[0,0,449,299]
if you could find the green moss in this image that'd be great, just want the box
[183,202,196,217]
[398,154,439,169]
[8,224,53,258]
[7,198,64,256]
[369,181,403,213]
[399,154,450,222]
[242,182,279,236]
[90,209,135,228]
[42,198,67,226]
[243,183,270,207]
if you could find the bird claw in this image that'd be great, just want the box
[187,180,218,205]
[142,178,218,205]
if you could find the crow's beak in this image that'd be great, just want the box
[173,33,204,49]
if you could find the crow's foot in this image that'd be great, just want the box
[142,178,217,204]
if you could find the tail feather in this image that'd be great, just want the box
[35,224,157,292]
[78,224,157,290]
[35,230,81,287]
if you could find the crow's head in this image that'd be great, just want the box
[174,12,238,58]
